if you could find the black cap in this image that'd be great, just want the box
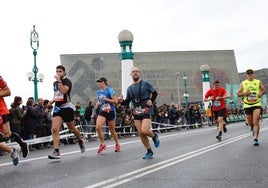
[96,77,107,83]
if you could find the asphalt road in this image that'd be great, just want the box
[1,119,268,188]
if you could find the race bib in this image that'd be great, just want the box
[54,90,64,102]
[213,101,221,107]
[133,106,149,115]
[247,93,257,103]
[101,103,112,112]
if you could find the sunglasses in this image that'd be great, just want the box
[247,72,253,75]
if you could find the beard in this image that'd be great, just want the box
[133,77,139,82]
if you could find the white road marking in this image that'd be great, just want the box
[86,127,268,188]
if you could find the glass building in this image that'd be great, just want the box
[60,50,239,106]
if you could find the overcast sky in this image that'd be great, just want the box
[1,0,268,106]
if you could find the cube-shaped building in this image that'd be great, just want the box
[60,50,239,106]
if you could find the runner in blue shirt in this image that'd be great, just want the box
[96,77,120,153]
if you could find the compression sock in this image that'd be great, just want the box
[11,132,24,146]
[147,148,153,153]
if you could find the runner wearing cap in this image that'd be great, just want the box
[96,77,120,153]
[237,69,266,146]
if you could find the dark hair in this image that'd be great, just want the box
[44,99,49,105]
[26,98,34,107]
[213,80,220,84]
[13,96,22,107]
[56,65,65,72]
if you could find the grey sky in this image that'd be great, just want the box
[1,0,268,105]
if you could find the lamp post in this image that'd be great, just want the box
[229,98,234,108]
[176,72,181,108]
[27,25,44,102]
[183,73,189,108]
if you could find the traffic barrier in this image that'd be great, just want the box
[6,124,88,147]
[5,122,183,147]
[7,114,266,148]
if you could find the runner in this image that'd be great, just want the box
[0,75,29,165]
[119,66,159,159]
[95,77,120,153]
[48,65,85,159]
[204,80,230,141]
[237,69,266,146]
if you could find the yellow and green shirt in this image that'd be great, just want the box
[242,79,262,108]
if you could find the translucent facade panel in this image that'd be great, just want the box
[60,50,238,106]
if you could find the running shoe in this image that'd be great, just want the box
[223,124,227,133]
[216,135,222,142]
[97,144,107,153]
[142,151,153,159]
[253,139,259,146]
[48,150,61,159]
[79,139,86,153]
[21,141,29,158]
[10,147,19,166]
[152,133,160,148]
[114,144,121,152]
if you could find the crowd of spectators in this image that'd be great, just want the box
[1,96,268,156]
[0,96,53,155]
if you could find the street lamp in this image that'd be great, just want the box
[27,25,44,102]
[183,73,189,107]
[229,98,234,108]
[176,72,181,107]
